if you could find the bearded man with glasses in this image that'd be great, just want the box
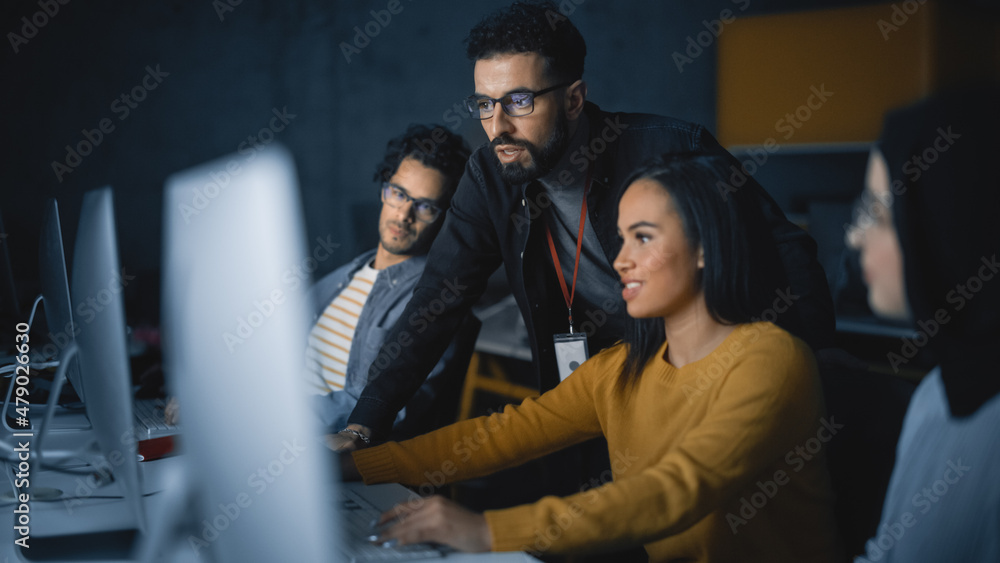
[305,124,476,441]
[336,1,835,458]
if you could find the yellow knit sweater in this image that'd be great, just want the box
[353,322,842,562]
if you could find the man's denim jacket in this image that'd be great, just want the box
[306,249,469,435]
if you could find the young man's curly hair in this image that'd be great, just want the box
[373,124,471,204]
[464,0,587,83]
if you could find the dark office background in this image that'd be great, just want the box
[0,0,995,326]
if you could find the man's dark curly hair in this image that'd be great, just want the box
[464,0,586,83]
[372,124,471,206]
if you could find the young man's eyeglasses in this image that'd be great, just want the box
[381,183,443,223]
[463,82,572,120]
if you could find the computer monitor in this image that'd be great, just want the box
[157,145,337,561]
[70,187,145,533]
[39,198,84,402]
[6,188,146,558]
[2,199,85,436]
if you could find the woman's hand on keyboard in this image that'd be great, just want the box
[373,495,491,553]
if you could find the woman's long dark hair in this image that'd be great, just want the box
[617,155,785,392]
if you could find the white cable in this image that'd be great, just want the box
[0,360,61,376]
[25,294,43,330]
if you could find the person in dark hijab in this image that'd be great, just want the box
[847,86,1000,562]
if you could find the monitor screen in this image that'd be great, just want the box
[160,145,338,561]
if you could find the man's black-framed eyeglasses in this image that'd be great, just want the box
[381,182,443,223]
[463,82,573,120]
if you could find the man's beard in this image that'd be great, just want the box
[491,110,570,184]
[379,219,440,257]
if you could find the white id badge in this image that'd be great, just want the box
[553,332,589,382]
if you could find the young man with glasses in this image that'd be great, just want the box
[336,1,835,449]
[306,124,474,440]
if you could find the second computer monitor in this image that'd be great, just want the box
[71,187,146,533]
[40,198,84,402]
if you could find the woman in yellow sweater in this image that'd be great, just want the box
[343,155,842,562]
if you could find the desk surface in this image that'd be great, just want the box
[1,445,540,562]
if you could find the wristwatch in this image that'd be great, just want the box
[338,427,371,445]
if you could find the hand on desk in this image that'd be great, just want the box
[373,495,491,553]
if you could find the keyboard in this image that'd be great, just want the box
[338,488,444,561]
[133,397,179,440]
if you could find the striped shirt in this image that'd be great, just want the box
[304,262,379,394]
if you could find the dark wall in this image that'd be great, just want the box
[0,0,896,323]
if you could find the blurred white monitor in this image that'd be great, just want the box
[70,187,146,534]
[158,145,337,562]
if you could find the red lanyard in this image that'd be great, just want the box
[543,167,592,333]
